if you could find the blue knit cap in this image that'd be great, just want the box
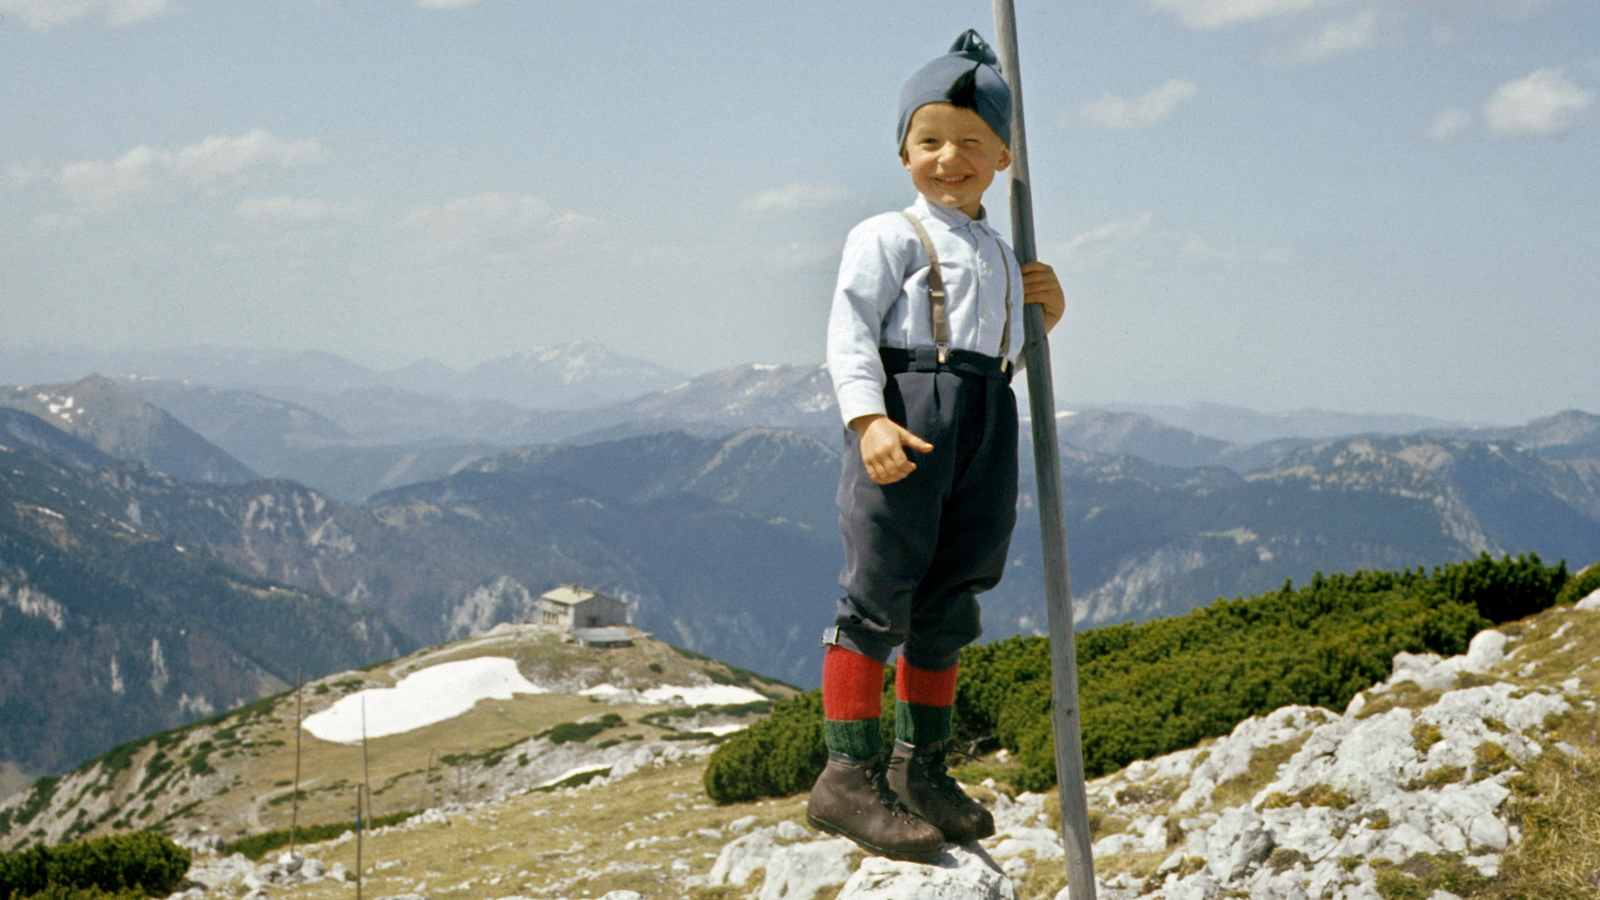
[896,29,1012,151]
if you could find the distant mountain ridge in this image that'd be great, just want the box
[1436,409,1600,460]
[1,376,258,485]
[0,340,685,411]
[0,421,404,777]
[1094,400,1473,445]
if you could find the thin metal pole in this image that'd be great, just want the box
[991,2,1097,896]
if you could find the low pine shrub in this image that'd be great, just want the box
[703,553,1567,802]
[703,671,897,804]
[1554,561,1600,607]
[14,888,148,899]
[1430,552,1567,623]
[220,809,416,861]
[537,713,624,745]
[0,831,190,898]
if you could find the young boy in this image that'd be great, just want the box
[807,30,1066,862]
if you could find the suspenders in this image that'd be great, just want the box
[899,210,1012,372]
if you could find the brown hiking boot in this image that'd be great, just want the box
[886,739,996,844]
[805,752,944,863]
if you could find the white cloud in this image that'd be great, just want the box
[172,130,325,185]
[1079,80,1198,130]
[1050,213,1293,272]
[0,0,169,30]
[415,0,480,8]
[237,196,358,222]
[1149,0,1323,30]
[4,162,48,189]
[764,241,837,271]
[1426,108,1472,141]
[399,192,598,259]
[741,183,848,215]
[1055,212,1155,271]
[1483,68,1593,138]
[59,144,167,210]
[1180,234,1295,265]
[1279,10,1380,64]
[51,130,325,211]
[31,212,83,234]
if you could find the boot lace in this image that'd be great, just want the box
[915,743,973,802]
[868,760,921,820]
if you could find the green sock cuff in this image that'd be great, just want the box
[823,718,882,760]
[895,700,953,745]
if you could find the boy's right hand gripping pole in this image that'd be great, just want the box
[992,2,1098,897]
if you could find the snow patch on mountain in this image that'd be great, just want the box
[580,682,767,707]
[303,656,545,743]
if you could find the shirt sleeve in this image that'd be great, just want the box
[827,217,910,427]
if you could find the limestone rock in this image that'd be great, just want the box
[1173,706,1331,813]
[705,824,857,900]
[837,844,1014,899]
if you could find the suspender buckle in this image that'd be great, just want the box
[936,343,949,364]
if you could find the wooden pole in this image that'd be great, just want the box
[360,694,376,878]
[290,668,303,859]
[990,2,1097,896]
[354,788,364,900]
[427,749,437,809]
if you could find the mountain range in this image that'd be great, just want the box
[1,344,1597,785]
[0,340,684,411]
[0,409,405,778]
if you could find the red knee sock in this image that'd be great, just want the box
[822,646,885,759]
[822,645,885,719]
[895,659,958,745]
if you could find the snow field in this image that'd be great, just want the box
[301,657,768,744]
[302,657,545,744]
[580,682,768,706]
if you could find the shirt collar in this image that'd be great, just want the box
[911,194,991,233]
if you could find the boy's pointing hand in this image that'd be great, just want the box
[850,414,934,485]
[1021,261,1066,333]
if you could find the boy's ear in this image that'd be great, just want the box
[996,147,1012,171]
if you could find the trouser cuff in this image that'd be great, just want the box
[822,624,895,664]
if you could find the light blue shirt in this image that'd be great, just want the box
[826,194,1024,427]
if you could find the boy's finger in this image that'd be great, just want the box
[898,427,934,453]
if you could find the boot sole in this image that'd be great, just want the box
[805,812,944,864]
[895,796,996,844]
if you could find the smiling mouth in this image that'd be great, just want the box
[933,175,971,186]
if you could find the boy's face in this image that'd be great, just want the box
[900,102,1011,219]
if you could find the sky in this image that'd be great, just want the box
[1,0,1595,424]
